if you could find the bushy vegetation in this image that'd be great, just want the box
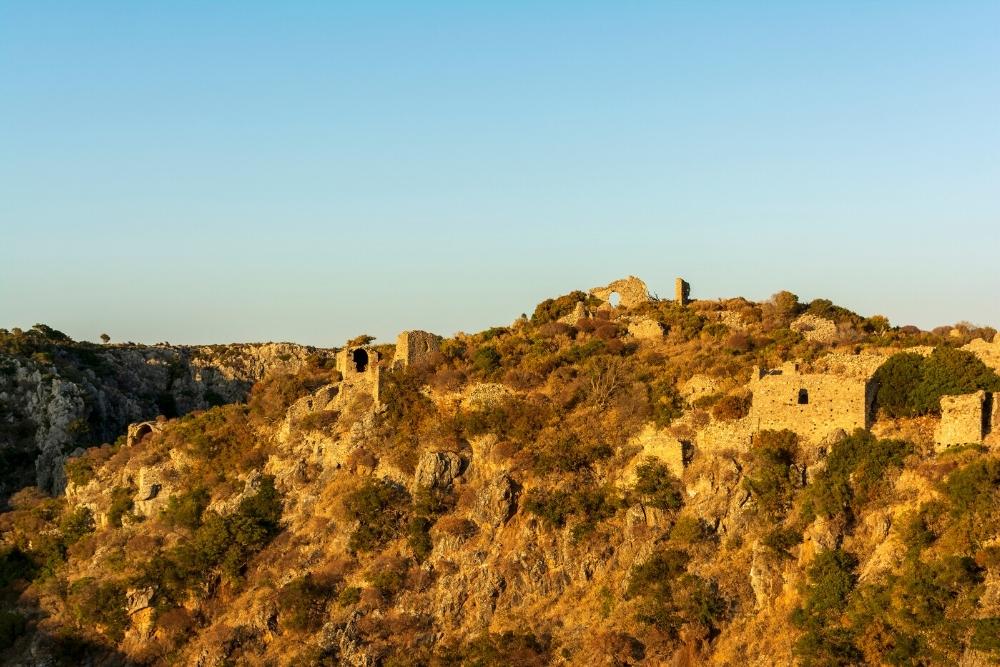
[343,479,411,553]
[803,430,912,522]
[137,476,283,603]
[874,347,1000,417]
[278,574,336,632]
[743,430,801,520]
[626,548,726,637]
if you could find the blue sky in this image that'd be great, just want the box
[1,2,998,346]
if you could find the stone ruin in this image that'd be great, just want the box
[126,420,165,447]
[791,314,838,344]
[589,276,652,309]
[335,344,383,407]
[675,278,690,306]
[588,275,692,309]
[935,390,999,450]
[749,361,876,445]
[393,330,442,369]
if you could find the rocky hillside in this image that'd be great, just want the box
[0,325,332,497]
[1,286,1000,666]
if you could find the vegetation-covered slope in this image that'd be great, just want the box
[0,290,999,666]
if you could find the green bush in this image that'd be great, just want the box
[278,574,333,632]
[632,458,683,510]
[472,346,502,375]
[792,549,861,664]
[874,348,1000,417]
[804,430,912,521]
[531,291,598,325]
[162,487,210,530]
[744,430,800,520]
[343,479,411,553]
[107,486,135,528]
[68,578,129,642]
[408,516,433,561]
[971,618,1000,652]
[59,507,95,545]
[530,434,612,475]
[626,548,725,635]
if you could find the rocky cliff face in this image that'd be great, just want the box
[0,341,329,497]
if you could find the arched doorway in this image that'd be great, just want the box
[352,348,369,373]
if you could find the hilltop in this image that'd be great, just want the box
[1,276,1000,666]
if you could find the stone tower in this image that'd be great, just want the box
[675,278,690,306]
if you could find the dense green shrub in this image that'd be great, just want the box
[632,458,683,510]
[408,516,433,561]
[792,549,861,664]
[162,487,210,530]
[138,476,283,601]
[804,430,912,521]
[744,430,801,520]
[343,479,411,553]
[59,507,95,545]
[278,574,334,632]
[68,578,129,642]
[107,486,135,528]
[472,346,502,375]
[524,484,622,535]
[626,548,725,635]
[874,348,1000,417]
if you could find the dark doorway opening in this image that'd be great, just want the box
[135,423,153,443]
[352,348,369,373]
[798,389,809,405]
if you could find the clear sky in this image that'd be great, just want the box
[2,2,998,347]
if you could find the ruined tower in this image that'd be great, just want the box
[675,278,690,306]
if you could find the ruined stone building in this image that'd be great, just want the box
[589,276,652,309]
[935,390,1000,449]
[335,344,383,406]
[393,330,442,369]
[749,362,876,445]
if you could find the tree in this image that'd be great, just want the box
[100,333,110,344]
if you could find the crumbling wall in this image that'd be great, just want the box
[621,424,685,482]
[749,364,873,444]
[935,391,987,449]
[791,314,838,344]
[675,278,691,306]
[126,420,165,447]
[394,330,442,369]
[627,318,665,340]
[335,346,383,408]
[589,276,651,309]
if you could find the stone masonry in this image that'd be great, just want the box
[393,330,442,369]
[935,391,992,450]
[748,362,875,445]
[589,276,651,309]
[675,278,691,306]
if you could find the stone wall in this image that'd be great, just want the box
[126,420,165,448]
[675,278,691,306]
[791,314,838,344]
[589,276,651,309]
[749,364,873,444]
[935,391,988,449]
[621,424,686,483]
[394,330,441,369]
